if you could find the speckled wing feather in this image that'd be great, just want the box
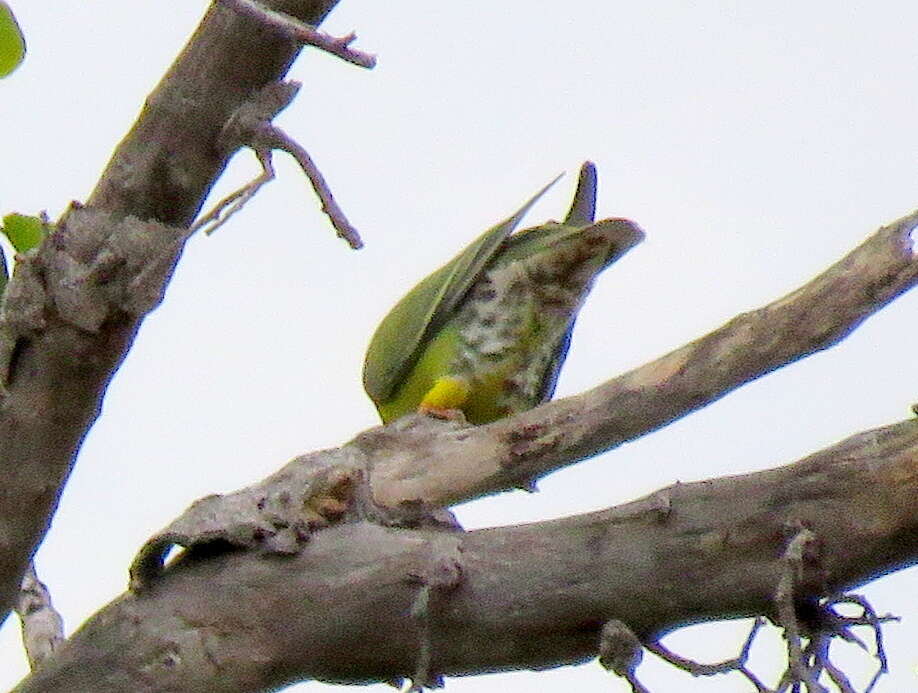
[362,175,562,405]
[530,217,646,403]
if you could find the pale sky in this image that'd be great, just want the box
[1,2,917,691]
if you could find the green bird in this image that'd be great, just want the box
[363,162,644,425]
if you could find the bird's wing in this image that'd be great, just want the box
[363,174,562,404]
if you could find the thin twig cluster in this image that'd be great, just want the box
[192,0,372,248]
[599,528,898,692]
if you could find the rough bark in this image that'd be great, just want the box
[0,0,340,627]
[13,417,918,692]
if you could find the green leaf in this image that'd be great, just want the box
[0,2,25,78]
[2,212,46,252]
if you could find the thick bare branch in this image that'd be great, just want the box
[0,0,341,627]
[13,416,918,692]
[0,209,187,631]
[365,211,918,508]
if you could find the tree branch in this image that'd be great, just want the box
[0,0,342,626]
[121,206,918,590]
[364,210,918,509]
[13,416,918,691]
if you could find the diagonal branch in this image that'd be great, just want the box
[0,0,342,627]
[13,416,918,692]
[364,210,918,509]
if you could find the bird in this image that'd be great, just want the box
[363,162,644,425]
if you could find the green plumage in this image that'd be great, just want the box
[363,162,644,424]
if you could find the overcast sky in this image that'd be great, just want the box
[2,2,917,691]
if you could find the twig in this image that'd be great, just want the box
[191,149,275,236]
[192,81,364,248]
[15,563,64,670]
[812,635,857,693]
[258,123,363,249]
[646,618,769,691]
[823,594,898,693]
[774,527,828,692]
[767,534,899,693]
[221,0,376,68]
